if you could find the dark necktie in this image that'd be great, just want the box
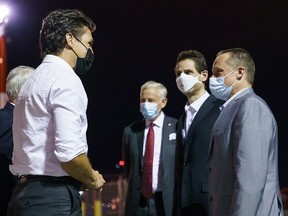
[142,123,154,198]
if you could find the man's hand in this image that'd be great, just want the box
[84,170,105,190]
[61,154,105,190]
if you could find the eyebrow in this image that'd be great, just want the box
[176,69,195,73]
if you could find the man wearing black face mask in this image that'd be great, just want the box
[72,35,94,75]
[8,9,105,216]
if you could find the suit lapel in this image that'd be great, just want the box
[186,96,216,140]
[208,89,254,159]
[177,114,185,140]
[162,116,168,146]
[137,120,145,167]
[184,96,217,162]
[161,116,173,161]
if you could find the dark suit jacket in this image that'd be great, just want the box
[122,114,177,216]
[174,95,224,215]
[0,102,17,215]
[0,102,14,159]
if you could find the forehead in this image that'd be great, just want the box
[175,59,197,71]
[140,88,159,98]
[213,53,230,68]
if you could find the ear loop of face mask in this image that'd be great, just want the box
[209,68,239,101]
[223,68,239,95]
[71,35,89,57]
[223,68,238,84]
[69,34,94,75]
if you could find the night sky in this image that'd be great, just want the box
[3,0,288,187]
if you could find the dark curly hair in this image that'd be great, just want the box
[39,9,96,58]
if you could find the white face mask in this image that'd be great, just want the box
[209,69,237,101]
[140,102,159,120]
[176,72,200,94]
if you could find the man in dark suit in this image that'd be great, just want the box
[122,80,177,216]
[173,50,224,216]
[0,65,34,216]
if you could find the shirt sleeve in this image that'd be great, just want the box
[49,73,88,162]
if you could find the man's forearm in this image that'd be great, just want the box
[61,153,104,189]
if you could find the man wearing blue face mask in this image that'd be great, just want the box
[122,81,177,216]
[173,50,225,216]
[208,48,283,216]
[209,67,238,101]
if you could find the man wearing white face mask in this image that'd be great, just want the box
[173,50,225,216]
[122,81,177,216]
[208,48,283,216]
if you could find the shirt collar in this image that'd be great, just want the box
[220,87,251,110]
[43,55,75,73]
[185,91,210,113]
[145,111,164,128]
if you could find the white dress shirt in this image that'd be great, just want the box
[10,55,88,176]
[183,91,210,137]
[143,111,165,192]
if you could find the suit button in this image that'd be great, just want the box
[209,197,213,202]
[183,162,187,166]
[209,167,212,172]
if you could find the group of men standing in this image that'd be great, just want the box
[0,7,283,216]
[122,48,284,216]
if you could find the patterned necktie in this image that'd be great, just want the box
[142,123,154,198]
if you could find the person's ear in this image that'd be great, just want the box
[160,98,167,109]
[237,67,245,80]
[199,70,208,82]
[65,33,74,47]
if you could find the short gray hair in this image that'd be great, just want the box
[6,65,35,101]
[140,80,168,99]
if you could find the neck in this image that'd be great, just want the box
[58,49,77,69]
[231,82,252,96]
[187,88,206,104]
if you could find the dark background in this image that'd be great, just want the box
[3,0,288,187]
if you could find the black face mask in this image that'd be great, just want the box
[72,37,94,75]
[74,48,94,75]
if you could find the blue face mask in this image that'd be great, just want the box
[140,102,159,120]
[209,69,237,101]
